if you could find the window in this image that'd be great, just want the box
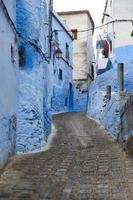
[109,40,112,53]
[71,29,78,40]
[91,65,94,80]
[65,43,70,60]
[54,31,59,43]
[11,44,15,63]
[18,46,26,67]
[59,69,62,80]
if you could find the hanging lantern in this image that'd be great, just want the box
[55,48,63,59]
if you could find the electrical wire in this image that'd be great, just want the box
[54,19,133,33]
[0,0,17,35]
[1,0,132,35]
[1,0,133,63]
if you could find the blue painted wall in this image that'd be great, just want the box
[115,45,133,64]
[49,12,74,113]
[0,1,17,168]
[73,89,88,112]
[87,44,133,138]
[16,0,51,152]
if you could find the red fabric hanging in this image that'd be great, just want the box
[103,40,109,58]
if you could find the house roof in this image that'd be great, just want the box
[58,10,95,31]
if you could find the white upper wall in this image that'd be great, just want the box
[103,0,133,48]
[59,11,94,81]
[114,0,133,19]
[52,11,73,66]
[113,0,133,47]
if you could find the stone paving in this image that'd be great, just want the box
[0,113,133,200]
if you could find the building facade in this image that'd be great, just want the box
[16,0,52,152]
[58,10,95,112]
[87,0,133,145]
[0,0,18,168]
[96,0,133,74]
[47,11,73,113]
[0,0,74,167]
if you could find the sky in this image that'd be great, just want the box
[53,0,106,27]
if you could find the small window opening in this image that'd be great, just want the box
[54,31,59,43]
[59,69,62,80]
[11,44,15,63]
[71,29,78,40]
[65,43,70,60]
[91,65,94,80]
[110,40,112,53]
[19,46,26,67]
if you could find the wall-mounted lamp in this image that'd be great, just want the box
[131,31,133,37]
[55,47,63,59]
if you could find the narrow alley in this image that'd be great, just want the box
[0,113,133,200]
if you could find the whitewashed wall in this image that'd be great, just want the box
[103,0,133,50]
[59,12,94,82]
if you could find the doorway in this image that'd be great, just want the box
[68,83,74,111]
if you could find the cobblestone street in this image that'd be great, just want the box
[0,113,133,200]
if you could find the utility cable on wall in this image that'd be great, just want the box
[0,0,50,62]
[0,0,17,35]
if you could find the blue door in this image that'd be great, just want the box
[69,83,74,112]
